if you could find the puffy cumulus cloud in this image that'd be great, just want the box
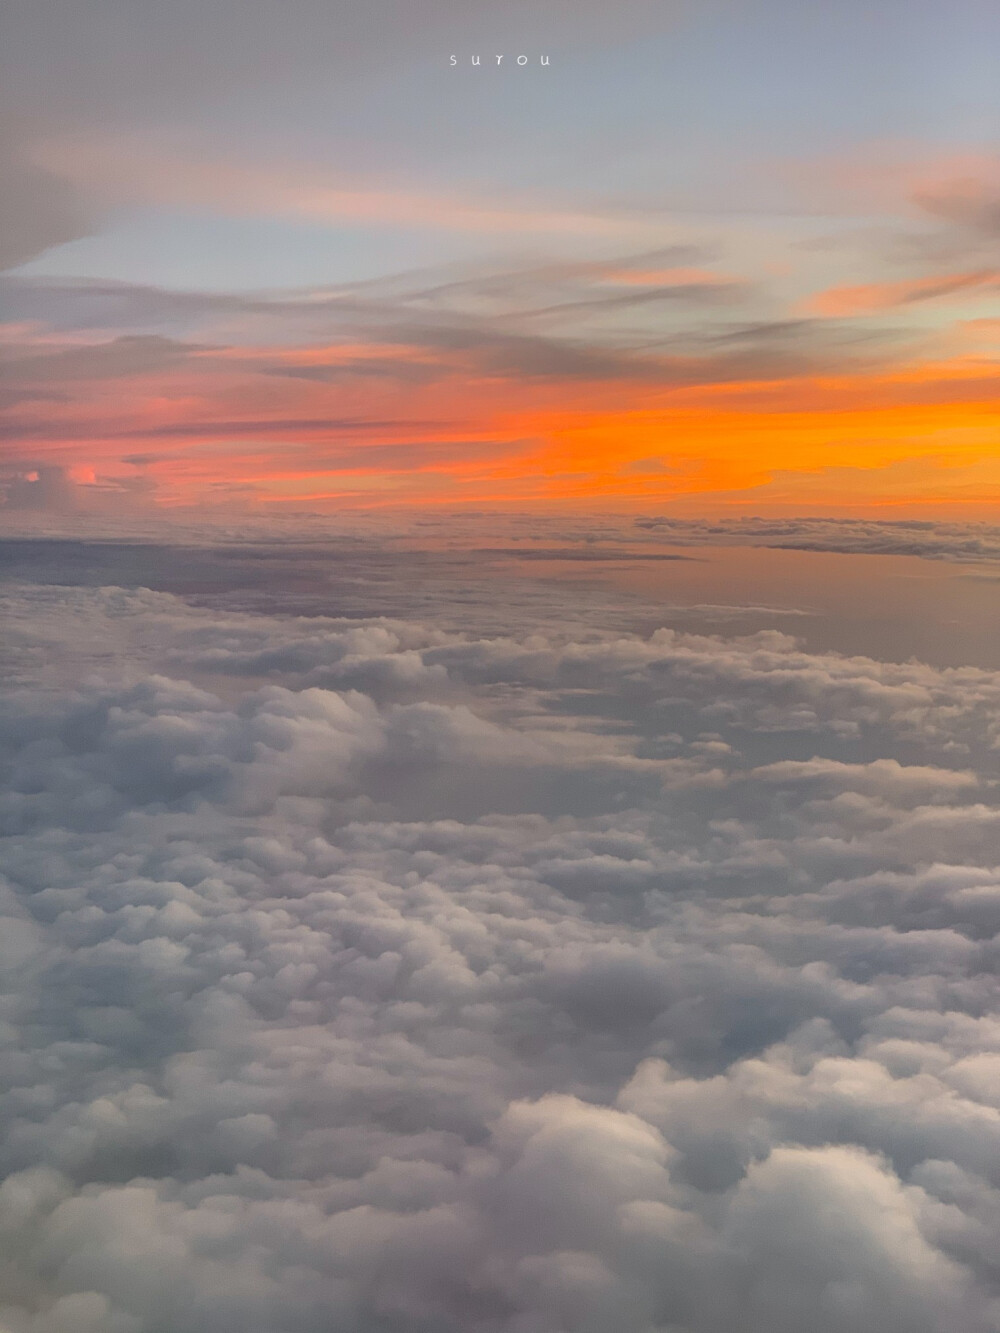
[2,580,1000,1331]
[1,465,159,517]
[0,468,82,514]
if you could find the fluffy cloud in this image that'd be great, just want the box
[1,573,1000,1331]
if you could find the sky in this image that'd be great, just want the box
[1,0,999,517]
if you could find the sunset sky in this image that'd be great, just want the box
[2,0,998,516]
[6,10,1000,1331]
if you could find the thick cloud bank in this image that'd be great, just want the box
[2,580,1000,1332]
[634,517,1000,565]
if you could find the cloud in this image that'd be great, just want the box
[2,567,1000,1328]
[2,251,960,514]
[0,465,82,512]
[807,270,1000,316]
[635,515,1000,563]
[0,139,92,270]
[30,137,673,244]
[913,176,1000,237]
[0,336,202,382]
[0,464,158,514]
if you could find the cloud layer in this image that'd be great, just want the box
[1,571,1000,1331]
[3,194,998,513]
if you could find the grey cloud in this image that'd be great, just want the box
[0,276,275,337]
[263,357,443,385]
[0,336,202,383]
[1,415,446,444]
[634,515,1000,563]
[0,140,92,271]
[397,246,713,311]
[0,255,902,406]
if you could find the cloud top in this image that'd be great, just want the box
[1,569,1000,1330]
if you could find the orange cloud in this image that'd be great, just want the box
[806,271,1000,316]
[597,267,739,288]
[5,278,997,519]
[8,349,999,512]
